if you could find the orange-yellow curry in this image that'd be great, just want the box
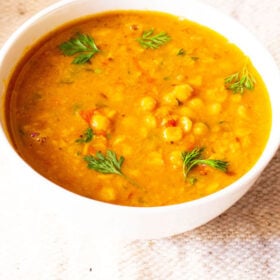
[5,11,271,206]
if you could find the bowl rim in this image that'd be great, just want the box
[0,0,280,214]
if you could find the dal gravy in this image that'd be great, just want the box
[5,11,271,206]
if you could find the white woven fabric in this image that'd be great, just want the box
[0,0,279,279]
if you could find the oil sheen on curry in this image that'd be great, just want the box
[5,11,271,206]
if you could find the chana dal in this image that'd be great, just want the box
[5,11,271,206]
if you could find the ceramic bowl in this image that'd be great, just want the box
[0,0,279,239]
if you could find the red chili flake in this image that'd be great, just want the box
[88,145,97,155]
[166,119,177,127]
[80,109,95,124]
[198,165,208,175]
[226,170,236,176]
[130,24,139,31]
[98,131,107,137]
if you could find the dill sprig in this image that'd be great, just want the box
[224,65,256,94]
[84,150,124,175]
[182,147,228,180]
[84,150,140,188]
[137,29,171,49]
[59,33,100,64]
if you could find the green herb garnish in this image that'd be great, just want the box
[59,33,100,64]
[75,127,94,143]
[188,177,198,185]
[224,65,256,94]
[182,147,228,180]
[84,150,124,175]
[177,49,199,61]
[137,29,171,49]
[177,48,186,56]
[84,150,140,188]
[190,56,199,61]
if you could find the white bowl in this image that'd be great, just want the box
[0,0,280,240]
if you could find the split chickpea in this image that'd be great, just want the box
[193,122,208,136]
[163,126,183,142]
[179,116,193,133]
[140,96,157,111]
[91,113,110,132]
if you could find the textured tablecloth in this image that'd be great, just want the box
[0,0,279,279]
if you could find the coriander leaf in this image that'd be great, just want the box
[59,33,100,64]
[84,150,141,188]
[182,147,228,180]
[190,159,228,173]
[73,53,95,64]
[182,147,204,174]
[137,29,171,49]
[224,65,256,94]
[75,127,94,143]
[84,150,124,175]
